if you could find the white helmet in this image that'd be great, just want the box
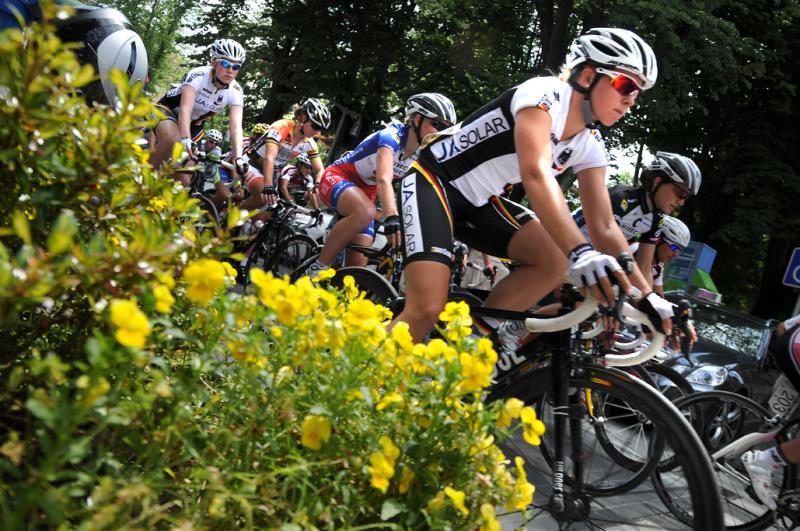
[647,151,702,195]
[210,38,246,63]
[405,93,457,124]
[302,98,331,129]
[295,153,312,168]
[56,7,148,106]
[659,216,691,248]
[205,129,223,143]
[565,28,658,90]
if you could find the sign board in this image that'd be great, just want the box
[783,247,800,289]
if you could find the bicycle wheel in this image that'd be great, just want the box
[492,364,724,529]
[327,267,398,307]
[266,234,319,278]
[242,224,296,286]
[533,365,664,496]
[652,390,795,530]
[191,192,220,235]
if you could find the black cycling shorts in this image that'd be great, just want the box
[399,161,535,267]
[154,104,204,142]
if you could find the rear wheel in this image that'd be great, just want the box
[267,234,319,278]
[241,224,295,287]
[327,267,398,307]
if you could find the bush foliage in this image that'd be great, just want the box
[0,12,543,530]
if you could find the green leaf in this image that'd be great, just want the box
[25,398,55,428]
[12,211,31,245]
[46,210,77,255]
[380,498,405,521]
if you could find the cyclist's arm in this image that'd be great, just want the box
[261,142,279,188]
[311,156,324,184]
[515,107,587,255]
[635,243,656,289]
[279,176,292,201]
[576,167,650,292]
[228,105,244,160]
[375,146,398,217]
[177,85,197,142]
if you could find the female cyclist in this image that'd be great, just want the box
[239,99,330,211]
[573,151,702,288]
[650,215,690,295]
[306,93,457,275]
[392,28,686,343]
[149,38,248,186]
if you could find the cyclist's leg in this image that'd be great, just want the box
[474,198,566,311]
[149,116,179,169]
[391,165,458,342]
[345,231,375,267]
[317,173,376,266]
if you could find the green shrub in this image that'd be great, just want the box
[0,10,542,530]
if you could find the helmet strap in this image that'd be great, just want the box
[412,115,423,146]
[569,66,603,128]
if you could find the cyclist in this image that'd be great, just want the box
[240,99,330,211]
[306,93,456,275]
[573,151,701,288]
[742,312,800,509]
[1,1,148,106]
[279,154,319,208]
[391,28,688,344]
[649,215,690,295]
[149,38,248,187]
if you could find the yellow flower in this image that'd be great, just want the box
[458,352,493,393]
[183,259,227,305]
[497,397,525,429]
[368,436,401,493]
[480,503,500,531]
[221,261,238,281]
[270,326,283,338]
[398,466,415,494]
[376,392,404,411]
[506,456,535,510]
[314,268,336,282]
[341,275,360,300]
[82,376,111,406]
[475,337,498,366]
[368,451,395,493]
[444,486,469,516]
[426,490,446,513]
[300,415,332,450]
[147,196,167,213]
[439,301,470,322]
[520,406,546,446]
[109,299,151,348]
[151,283,175,314]
[154,271,175,289]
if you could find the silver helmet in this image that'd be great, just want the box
[659,215,691,248]
[405,92,457,124]
[648,151,702,195]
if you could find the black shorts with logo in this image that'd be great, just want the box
[400,161,536,267]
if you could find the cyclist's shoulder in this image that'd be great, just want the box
[183,65,211,84]
[268,119,294,137]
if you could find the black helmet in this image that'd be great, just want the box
[55,6,148,106]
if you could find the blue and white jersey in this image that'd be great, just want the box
[329,121,414,187]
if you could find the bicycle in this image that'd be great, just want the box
[653,377,800,529]
[482,287,723,528]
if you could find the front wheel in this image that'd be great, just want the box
[491,364,724,529]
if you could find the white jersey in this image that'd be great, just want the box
[159,66,244,124]
[418,76,607,206]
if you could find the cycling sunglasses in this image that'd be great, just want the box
[218,59,242,71]
[672,184,690,200]
[428,117,452,131]
[668,243,683,253]
[305,120,322,131]
[595,67,642,98]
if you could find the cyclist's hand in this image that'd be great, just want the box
[636,291,675,336]
[235,157,249,177]
[483,266,498,285]
[262,185,278,207]
[383,214,402,248]
[180,137,194,159]
[231,185,244,202]
[566,243,631,309]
